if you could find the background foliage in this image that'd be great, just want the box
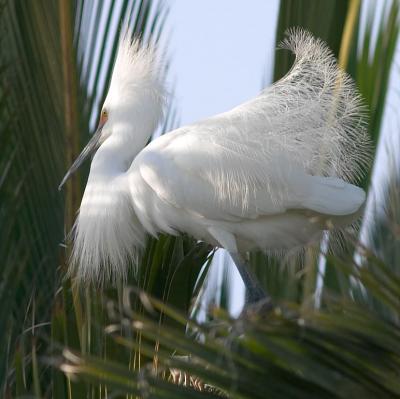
[0,0,399,398]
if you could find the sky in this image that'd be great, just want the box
[165,0,280,125]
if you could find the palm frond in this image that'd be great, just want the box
[60,246,400,398]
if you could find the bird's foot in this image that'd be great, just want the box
[241,296,273,318]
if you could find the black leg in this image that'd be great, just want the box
[229,252,272,311]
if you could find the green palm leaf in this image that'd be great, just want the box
[60,248,400,398]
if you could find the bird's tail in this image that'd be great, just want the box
[302,175,366,216]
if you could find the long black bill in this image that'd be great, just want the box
[58,126,103,191]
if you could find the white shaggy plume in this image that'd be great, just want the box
[189,28,371,212]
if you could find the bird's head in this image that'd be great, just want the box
[59,34,166,190]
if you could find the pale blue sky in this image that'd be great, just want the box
[165,0,279,125]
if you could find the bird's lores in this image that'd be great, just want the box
[60,29,370,298]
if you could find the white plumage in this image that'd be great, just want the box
[62,29,370,284]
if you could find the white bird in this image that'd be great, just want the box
[60,29,370,302]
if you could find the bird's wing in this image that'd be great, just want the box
[137,128,365,223]
[136,129,302,222]
[134,29,369,222]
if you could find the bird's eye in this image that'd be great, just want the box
[99,109,108,126]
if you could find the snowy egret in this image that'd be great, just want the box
[60,29,370,302]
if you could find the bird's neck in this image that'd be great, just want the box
[73,124,148,282]
[91,122,152,179]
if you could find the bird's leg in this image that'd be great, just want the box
[207,227,272,312]
[229,252,272,311]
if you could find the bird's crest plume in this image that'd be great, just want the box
[105,33,166,111]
